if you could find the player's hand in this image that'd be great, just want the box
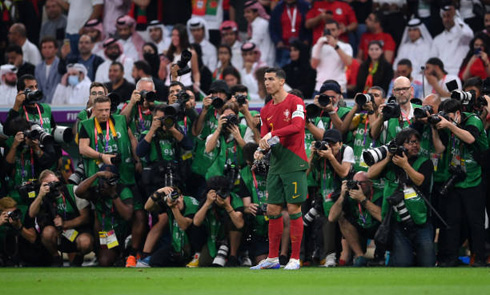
[259,132,272,150]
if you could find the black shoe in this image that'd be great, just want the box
[51,256,63,267]
[367,257,385,267]
[438,259,459,267]
[70,255,84,267]
[225,256,239,267]
[472,260,488,267]
[279,255,288,266]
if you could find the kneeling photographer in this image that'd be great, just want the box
[0,197,48,266]
[193,176,244,267]
[75,165,133,266]
[307,128,354,267]
[367,128,435,267]
[28,170,93,266]
[143,186,202,267]
[432,99,489,267]
[328,172,382,266]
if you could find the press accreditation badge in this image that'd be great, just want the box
[106,230,119,249]
[360,151,368,168]
[403,186,417,200]
[430,153,439,172]
[62,229,79,242]
[99,231,107,247]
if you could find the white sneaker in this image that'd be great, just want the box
[284,258,300,270]
[240,256,253,267]
[250,257,280,270]
[323,253,336,267]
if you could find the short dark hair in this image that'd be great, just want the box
[325,19,339,28]
[169,81,185,90]
[264,67,286,80]
[90,82,108,93]
[230,84,248,95]
[40,36,58,48]
[94,95,111,105]
[6,45,23,55]
[426,57,447,74]
[440,98,462,113]
[110,61,124,72]
[397,58,412,68]
[243,142,259,164]
[222,101,239,114]
[17,74,36,92]
[133,60,152,75]
[395,128,421,146]
[463,77,482,90]
[368,86,386,98]
[222,66,241,83]
[288,89,304,99]
[154,103,167,114]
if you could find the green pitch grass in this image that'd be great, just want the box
[0,267,489,295]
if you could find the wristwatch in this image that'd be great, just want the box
[334,45,340,50]
[361,198,368,207]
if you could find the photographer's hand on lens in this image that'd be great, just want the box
[245,203,258,216]
[38,181,51,198]
[227,124,241,139]
[435,115,452,130]
[215,195,229,209]
[203,95,212,109]
[53,215,64,229]
[392,152,409,169]
[13,131,25,146]
[349,185,366,202]
[206,190,217,205]
[317,145,334,160]
[156,186,173,197]
[130,89,141,105]
[101,154,116,165]
[150,116,162,132]
[363,101,374,113]
[15,91,26,105]
[0,211,8,226]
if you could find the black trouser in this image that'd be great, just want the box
[149,224,206,267]
[440,183,486,262]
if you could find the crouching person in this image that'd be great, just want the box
[143,186,204,267]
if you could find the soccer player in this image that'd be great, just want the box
[251,68,308,270]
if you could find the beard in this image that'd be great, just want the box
[5,79,17,87]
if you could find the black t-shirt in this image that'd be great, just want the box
[79,121,109,139]
[105,80,135,105]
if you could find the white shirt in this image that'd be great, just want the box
[0,84,17,106]
[239,60,267,100]
[342,145,355,164]
[231,40,243,70]
[393,37,432,81]
[430,19,473,76]
[92,41,105,60]
[95,54,135,84]
[119,36,140,61]
[199,39,218,72]
[311,38,353,92]
[66,0,104,34]
[250,17,275,67]
[22,39,42,66]
[423,74,462,99]
[155,39,171,54]
[51,77,91,105]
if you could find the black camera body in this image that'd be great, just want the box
[387,190,416,234]
[306,103,321,119]
[23,89,43,104]
[255,203,268,216]
[439,165,466,196]
[211,97,224,109]
[18,181,40,204]
[164,190,180,203]
[109,153,121,166]
[318,94,331,107]
[414,105,434,119]
[24,124,54,145]
[139,90,157,103]
[236,95,247,106]
[314,141,328,150]
[177,50,192,76]
[222,114,239,131]
[427,111,450,125]
[362,140,406,166]
[387,141,407,157]
[347,180,359,190]
[382,103,401,120]
[45,181,63,199]
[7,208,22,222]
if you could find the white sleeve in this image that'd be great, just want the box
[342,145,355,164]
[316,119,325,130]
[92,0,104,5]
[51,84,66,105]
[73,186,90,210]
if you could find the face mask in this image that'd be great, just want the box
[68,75,79,86]
[107,52,120,61]
[144,52,158,63]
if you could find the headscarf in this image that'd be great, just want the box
[400,18,433,45]
[244,1,270,39]
[186,16,210,43]
[116,15,145,58]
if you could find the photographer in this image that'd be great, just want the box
[28,170,93,266]
[4,117,58,207]
[75,165,133,267]
[308,128,354,267]
[370,76,418,143]
[238,143,269,265]
[143,186,203,267]
[310,81,350,135]
[367,128,435,267]
[432,99,489,267]
[0,197,51,266]
[193,176,244,267]
[136,103,193,196]
[204,101,247,180]
[78,95,144,267]
[7,74,56,134]
[329,172,382,266]
[73,82,108,137]
[230,84,261,144]
[167,81,199,136]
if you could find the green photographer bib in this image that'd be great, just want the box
[240,167,268,237]
[192,106,219,176]
[385,103,421,144]
[168,196,199,254]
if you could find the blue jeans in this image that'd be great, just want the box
[391,223,435,267]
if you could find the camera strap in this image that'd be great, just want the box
[94,118,117,153]
[137,105,148,133]
[399,111,412,127]
[23,104,44,128]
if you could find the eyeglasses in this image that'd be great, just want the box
[393,87,411,92]
[405,140,420,146]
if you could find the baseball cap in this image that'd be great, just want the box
[323,129,342,143]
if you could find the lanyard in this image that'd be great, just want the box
[138,105,146,132]
[251,170,261,202]
[94,118,117,153]
[286,6,298,33]
[400,108,412,126]
[23,104,44,128]
[357,190,373,225]
[363,116,369,146]
[102,203,115,231]
[20,148,35,181]
[183,116,188,136]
